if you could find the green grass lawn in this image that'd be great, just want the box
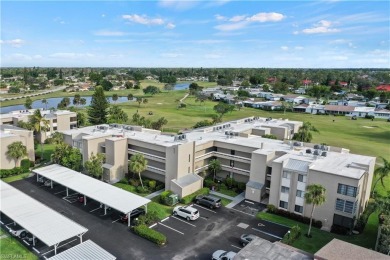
[0,229,38,260]
[35,143,56,162]
[216,187,238,198]
[113,182,153,197]
[257,211,378,253]
[213,196,232,207]
[1,172,31,183]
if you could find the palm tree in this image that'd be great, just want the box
[42,99,48,110]
[304,184,326,237]
[128,153,148,189]
[208,159,222,182]
[6,141,27,167]
[29,109,49,160]
[371,157,390,197]
[292,121,319,143]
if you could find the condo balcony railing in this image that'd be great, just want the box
[194,163,250,176]
[195,151,251,163]
[146,165,165,175]
[128,148,165,162]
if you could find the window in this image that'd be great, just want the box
[294,205,303,213]
[298,174,306,183]
[335,198,357,214]
[279,200,288,209]
[231,150,235,155]
[70,117,77,122]
[53,119,57,123]
[337,184,357,197]
[296,190,305,198]
[281,186,290,193]
[282,171,291,179]
[53,127,57,131]
[188,154,191,162]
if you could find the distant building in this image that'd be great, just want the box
[376,84,390,92]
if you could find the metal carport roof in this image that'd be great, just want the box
[48,240,116,260]
[33,164,151,214]
[0,180,88,247]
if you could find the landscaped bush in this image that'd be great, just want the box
[204,179,215,189]
[266,204,322,228]
[148,180,156,190]
[180,187,210,204]
[0,167,29,178]
[119,177,128,184]
[136,209,161,226]
[20,159,31,170]
[160,190,173,205]
[236,182,246,192]
[155,183,164,191]
[354,200,376,232]
[133,224,166,246]
[225,177,235,188]
[282,225,301,245]
[129,178,140,187]
[331,224,350,235]
[136,186,149,193]
[365,115,375,120]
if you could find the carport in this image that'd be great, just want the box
[0,180,88,255]
[33,164,151,226]
[48,240,116,260]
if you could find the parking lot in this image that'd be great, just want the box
[7,177,289,259]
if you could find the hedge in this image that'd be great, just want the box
[133,224,166,246]
[160,190,173,205]
[180,187,210,204]
[267,204,322,229]
[0,166,30,178]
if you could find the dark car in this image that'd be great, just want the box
[194,195,221,209]
[240,234,259,246]
[120,208,146,223]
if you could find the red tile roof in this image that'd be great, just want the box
[302,79,312,84]
[376,84,390,92]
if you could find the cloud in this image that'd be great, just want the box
[295,46,304,50]
[101,14,106,18]
[281,46,289,51]
[214,12,285,31]
[53,17,66,24]
[166,22,176,29]
[246,12,285,22]
[94,30,127,36]
[122,14,164,25]
[1,39,25,48]
[160,53,183,58]
[301,20,340,34]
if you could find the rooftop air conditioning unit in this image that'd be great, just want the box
[313,150,320,156]
[234,132,239,136]
[314,144,320,149]
[321,151,328,157]
[306,149,312,154]
[182,134,186,139]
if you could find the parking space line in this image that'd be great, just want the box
[229,207,255,217]
[0,221,4,224]
[192,204,217,213]
[158,223,184,235]
[41,238,77,256]
[112,218,121,223]
[199,216,208,220]
[32,247,40,254]
[149,223,157,228]
[23,240,30,246]
[5,222,14,226]
[54,190,66,195]
[89,207,100,213]
[171,216,196,227]
[252,228,283,240]
[161,217,169,222]
[231,244,242,250]
[62,198,76,203]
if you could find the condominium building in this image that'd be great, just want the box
[0,109,77,142]
[61,116,375,231]
[0,125,35,169]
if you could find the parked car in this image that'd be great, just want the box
[212,250,237,260]
[44,180,52,187]
[194,195,221,209]
[173,205,199,221]
[120,208,146,223]
[37,177,45,183]
[25,232,37,244]
[9,228,27,238]
[240,234,259,246]
[78,195,85,203]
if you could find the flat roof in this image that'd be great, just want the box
[0,180,88,247]
[315,238,390,260]
[33,164,150,214]
[48,240,116,260]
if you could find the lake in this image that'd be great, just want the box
[174,83,190,90]
[0,96,130,114]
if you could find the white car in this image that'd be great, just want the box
[9,228,27,238]
[173,205,199,221]
[212,250,237,260]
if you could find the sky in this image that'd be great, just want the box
[1,0,389,68]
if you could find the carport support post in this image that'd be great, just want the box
[84,195,86,206]
[36,173,39,182]
[66,187,69,196]
[54,244,58,255]
[104,205,107,215]
[32,235,35,246]
[144,204,148,214]
[128,212,131,227]
[51,180,53,189]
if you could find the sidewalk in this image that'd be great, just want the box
[210,191,246,209]
[145,189,165,199]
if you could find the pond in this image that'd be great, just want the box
[0,96,130,114]
[174,83,190,90]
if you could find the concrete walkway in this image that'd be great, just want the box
[210,191,246,209]
[179,93,189,103]
[145,189,165,199]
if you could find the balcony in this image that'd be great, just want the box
[146,165,165,176]
[194,164,250,176]
[195,151,251,163]
[128,148,165,163]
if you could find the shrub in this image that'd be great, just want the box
[267,204,276,213]
[0,167,29,178]
[219,183,227,191]
[283,225,301,245]
[225,177,234,188]
[204,179,215,188]
[21,159,30,170]
[331,224,350,235]
[236,182,246,192]
[267,207,322,228]
[136,209,161,226]
[365,115,375,119]
[136,186,149,193]
[119,177,128,184]
[148,180,156,190]
[160,190,173,205]
[155,184,164,191]
[129,179,140,187]
[133,224,166,246]
[180,188,210,204]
